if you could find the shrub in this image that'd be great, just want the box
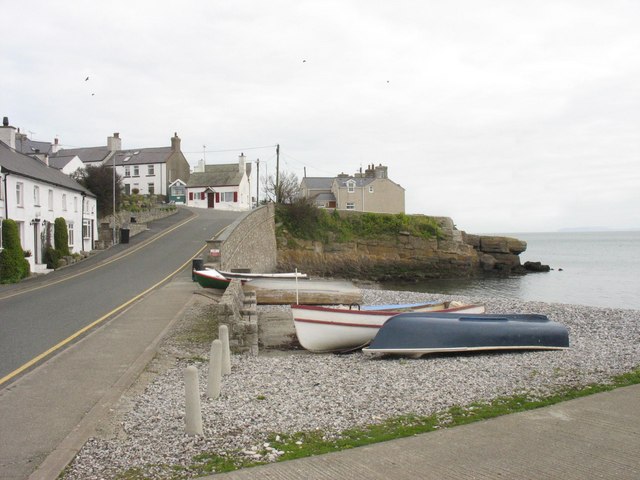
[44,246,61,269]
[0,219,30,283]
[54,218,71,256]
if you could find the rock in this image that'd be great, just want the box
[524,261,551,272]
[479,254,497,271]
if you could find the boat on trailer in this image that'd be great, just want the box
[363,312,569,357]
[292,301,486,353]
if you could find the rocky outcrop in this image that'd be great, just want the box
[277,216,530,280]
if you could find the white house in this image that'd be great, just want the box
[185,153,252,211]
[0,117,98,273]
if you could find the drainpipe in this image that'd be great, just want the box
[2,170,9,218]
[81,191,86,251]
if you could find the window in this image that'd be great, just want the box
[68,222,74,246]
[34,186,40,206]
[346,202,355,210]
[48,189,54,211]
[124,166,130,177]
[133,166,139,177]
[74,196,78,212]
[147,165,155,176]
[124,184,131,195]
[368,185,374,193]
[16,182,24,207]
[221,192,235,202]
[83,219,91,239]
[347,180,355,193]
[148,183,155,195]
[62,194,67,211]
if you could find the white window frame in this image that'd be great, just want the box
[34,185,40,206]
[68,222,74,246]
[147,165,155,176]
[346,202,355,210]
[16,182,24,207]
[74,196,78,212]
[221,191,234,202]
[124,166,130,177]
[347,181,355,193]
[62,193,67,211]
[82,219,91,240]
[148,183,155,195]
[48,189,54,211]
[133,166,139,177]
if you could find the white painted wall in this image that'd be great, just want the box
[0,173,98,271]
[119,163,167,196]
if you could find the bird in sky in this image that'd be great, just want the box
[85,76,89,81]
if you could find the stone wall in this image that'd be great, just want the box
[206,204,277,272]
[206,280,258,354]
[97,206,177,248]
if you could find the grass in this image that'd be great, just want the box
[111,367,640,479]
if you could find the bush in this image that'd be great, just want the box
[54,218,71,256]
[0,219,30,283]
[44,246,61,269]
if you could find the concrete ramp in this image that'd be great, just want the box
[243,278,362,305]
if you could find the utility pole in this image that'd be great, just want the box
[256,158,260,207]
[275,144,280,203]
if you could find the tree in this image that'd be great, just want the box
[54,217,71,256]
[0,219,30,283]
[262,170,300,204]
[72,164,123,217]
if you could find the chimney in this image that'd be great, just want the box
[44,153,49,166]
[238,152,246,173]
[197,158,205,172]
[107,132,122,151]
[171,132,181,152]
[374,164,388,179]
[0,116,17,149]
[51,137,61,154]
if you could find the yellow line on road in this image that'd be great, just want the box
[0,248,205,387]
[0,213,196,301]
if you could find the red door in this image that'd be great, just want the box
[207,192,215,208]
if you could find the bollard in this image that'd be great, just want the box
[184,365,203,435]
[219,324,231,375]
[207,339,222,399]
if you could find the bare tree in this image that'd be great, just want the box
[262,170,300,204]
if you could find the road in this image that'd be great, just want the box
[0,206,240,385]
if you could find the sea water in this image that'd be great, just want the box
[383,231,640,310]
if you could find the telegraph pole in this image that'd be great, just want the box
[275,144,280,203]
[256,158,260,207]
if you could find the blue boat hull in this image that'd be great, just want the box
[363,313,569,356]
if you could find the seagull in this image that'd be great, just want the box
[85,76,89,81]
[302,59,306,63]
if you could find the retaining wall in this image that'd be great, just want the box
[206,204,277,272]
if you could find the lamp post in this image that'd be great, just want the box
[112,152,116,245]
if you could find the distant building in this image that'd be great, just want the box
[0,117,98,273]
[52,132,191,197]
[299,164,405,214]
[186,153,252,211]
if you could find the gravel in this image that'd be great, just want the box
[63,289,640,479]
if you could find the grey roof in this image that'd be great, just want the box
[48,154,77,170]
[113,147,172,166]
[314,192,336,201]
[14,137,53,156]
[335,176,375,187]
[53,146,111,163]
[186,163,247,188]
[301,177,334,189]
[0,141,94,196]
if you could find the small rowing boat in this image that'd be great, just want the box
[363,312,569,357]
[218,270,309,280]
[292,301,486,353]
[193,268,238,289]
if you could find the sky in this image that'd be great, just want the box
[1,0,639,233]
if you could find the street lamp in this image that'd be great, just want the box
[112,152,116,245]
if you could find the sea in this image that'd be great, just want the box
[383,231,640,311]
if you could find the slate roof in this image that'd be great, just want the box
[0,141,94,196]
[301,177,334,189]
[52,146,112,163]
[14,137,53,156]
[314,192,336,201]
[113,147,173,166]
[48,154,77,170]
[335,176,375,187]
[187,163,249,188]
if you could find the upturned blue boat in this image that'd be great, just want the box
[363,312,569,357]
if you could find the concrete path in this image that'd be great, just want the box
[211,383,640,479]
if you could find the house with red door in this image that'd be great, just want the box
[185,153,252,211]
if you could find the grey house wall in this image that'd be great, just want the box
[207,204,277,272]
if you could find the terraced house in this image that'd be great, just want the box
[300,163,405,214]
[0,117,97,273]
[51,132,191,197]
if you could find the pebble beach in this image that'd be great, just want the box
[63,289,640,479]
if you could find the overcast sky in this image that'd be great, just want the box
[2,1,639,233]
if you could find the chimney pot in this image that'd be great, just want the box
[2,117,8,126]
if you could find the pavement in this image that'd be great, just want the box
[1,211,639,479]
